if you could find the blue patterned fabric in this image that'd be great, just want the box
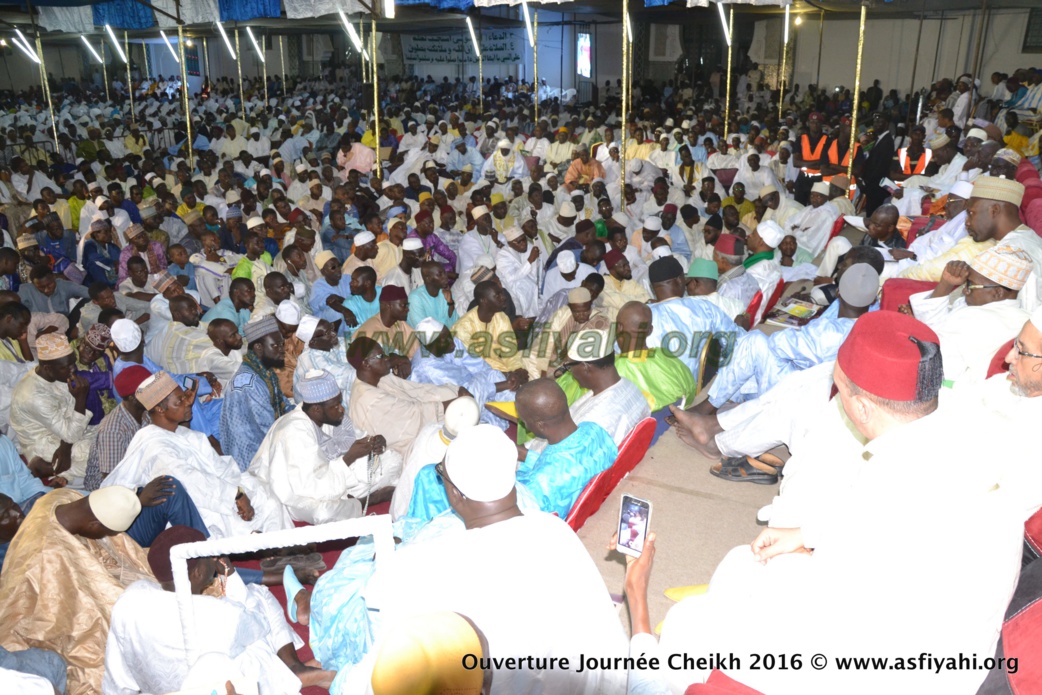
[220,363,290,471]
[517,421,617,518]
[92,0,154,29]
[218,0,280,21]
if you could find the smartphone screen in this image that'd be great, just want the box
[616,494,652,558]
[184,376,198,392]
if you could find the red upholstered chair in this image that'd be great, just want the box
[879,279,937,312]
[1025,199,1042,238]
[565,417,656,532]
[714,168,738,193]
[756,281,786,324]
[825,216,846,245]
[685,670,766,694]
[743,290,763,324]
[1027,508,1042,557]
[1017,159,1040,184]
[987,339,1014,378]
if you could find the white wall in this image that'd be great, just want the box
[0,45,87,92]
[793,9,1039,98]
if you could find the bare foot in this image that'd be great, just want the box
[289,661,335,689]
[294,589,312,626]
[668,405,723,459]
[691,398,718,416]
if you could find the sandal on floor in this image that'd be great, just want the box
[260,552,326,573]
[284,565,305,623]
[709,456,779,485]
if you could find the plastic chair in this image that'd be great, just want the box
[986,339,1014,378]
[565,417,656,532]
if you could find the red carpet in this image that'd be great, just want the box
[233,502,391,694]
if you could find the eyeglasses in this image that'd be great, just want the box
[552,361,580,379]
[1013,339,1042,360]
[963,282,1002,292]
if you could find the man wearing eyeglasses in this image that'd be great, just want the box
[906,247,1031,385]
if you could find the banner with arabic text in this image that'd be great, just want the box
[401,29,524,64]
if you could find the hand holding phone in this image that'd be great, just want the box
[616,494,652,558]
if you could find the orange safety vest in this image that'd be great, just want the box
[799,133,828,175]
[898,147,932,176]
[822,140,860,187]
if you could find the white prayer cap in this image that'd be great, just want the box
[567,328,615,362]
[94,195,109,207]
[611,211,629,226]
[402,237,424,252]
[88,486,141,532]
[1031,306,1042,333]
[250,127,260,135]
[471,205,490,219]
[415,317,446,344]
[111,318,143,352]
[246,216,265,230]
[297,369,341,404]
[275,300,301,326]
[966,127,989,142]
[443,396,480,439]
[949,181,975,200]
[643,216,662,232]
[757,185,778,199]
[259,168,272,178]
[557,252,578,273]
[296,315,320,343]
[558,201,577,217]
[496,139,511,149]
[837,263,881,308]
[354,230,376,246]
[444,424,517,502]
[810,181,831,197]
[651,245,673,260]
[756,220,786,248]
[295,163,308,173]
[503,225,524,242]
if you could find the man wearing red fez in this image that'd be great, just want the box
[631,311,1029,694]
[714,232,760,308]
[351,284,419,372]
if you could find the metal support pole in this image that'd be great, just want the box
[848,3,866,181]
[235,27,245,122]
[477,16,483,114]
[533,11,538,124]
[968,0,988,116]
[621,0,628,209]
[815,9,824,87]
[778,16,788,120]
[142,40,148,80]
[279,36,286,87]
[262,31,268,107]
[372,14,381,178]
[359,19,366,82]
[906,1,926,127]
[101,41,110,102]
[125,31,135,122]
[178,23,193,169]
[203,37,210,79]
[33,31,58,150]
[724,7,733,140]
